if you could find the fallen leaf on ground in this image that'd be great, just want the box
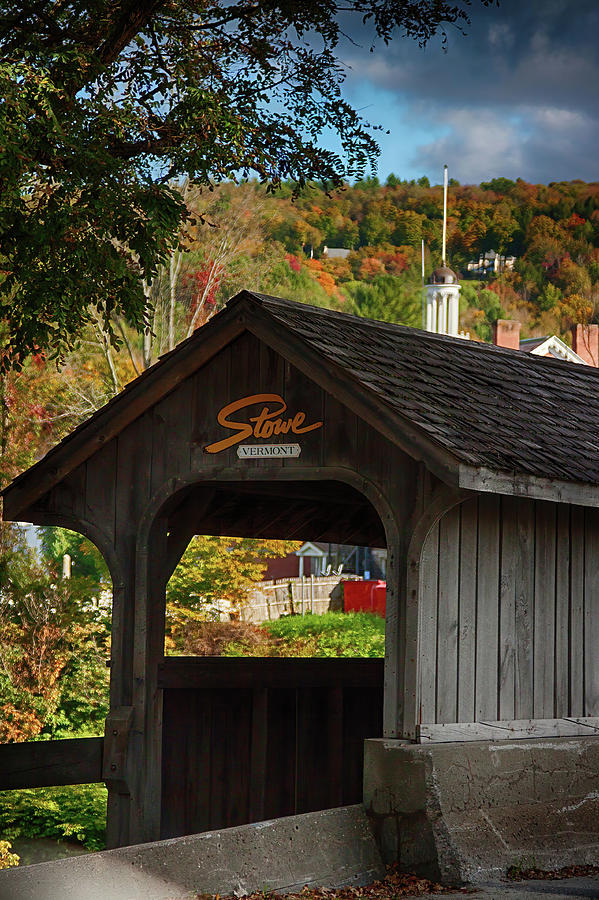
[506,864,599,881]
[200,865,473,899]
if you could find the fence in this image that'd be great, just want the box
[240,575,362,623]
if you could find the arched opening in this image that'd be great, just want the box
[150,477,388,839]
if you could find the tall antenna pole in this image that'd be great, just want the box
[421,238,426,329]
[442,164,448,266]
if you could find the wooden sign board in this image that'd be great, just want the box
[205,393,323,455]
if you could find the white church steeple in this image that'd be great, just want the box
[426,266,460,335]
[425,165,461,336]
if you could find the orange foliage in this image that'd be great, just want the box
[0,703,43,742]
[359,256,385,280]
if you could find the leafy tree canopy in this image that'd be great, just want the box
[0,0,494,365]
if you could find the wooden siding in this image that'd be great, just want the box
[159,658,383,839]
[419,496,599,725]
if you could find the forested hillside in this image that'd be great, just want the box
[4,175,599,491]
[257,175,599,344]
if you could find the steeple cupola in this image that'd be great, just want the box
[426,265,460,335]
[425,166,461,336]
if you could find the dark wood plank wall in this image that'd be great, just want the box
[38,330,413,550]
[158,658,384,840]
[419,496,599,725]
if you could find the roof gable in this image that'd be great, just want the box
[521,334,586,364]
[6,290,599,518]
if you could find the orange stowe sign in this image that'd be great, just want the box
[204,393,323,454]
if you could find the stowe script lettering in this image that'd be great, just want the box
[204,393,323,454]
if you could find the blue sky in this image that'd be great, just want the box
[330,0,599,185]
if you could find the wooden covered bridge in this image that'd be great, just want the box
[2,291,599,851]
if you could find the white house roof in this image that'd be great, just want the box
[520,335,587,365]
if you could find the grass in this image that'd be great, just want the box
[223,611,385,658]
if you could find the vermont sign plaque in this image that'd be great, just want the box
[236,444,301,459]
[205,393,323,454]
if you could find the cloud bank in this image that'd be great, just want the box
[339,0,599,183]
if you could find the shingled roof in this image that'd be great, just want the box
[5,289,599,518]
[252,292,599,486]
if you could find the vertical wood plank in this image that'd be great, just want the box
[436,505,460,723]
[458,499,478,723]
[223,691,251,827]
[294,687,310,813]
[342,685,383,804]
[49,464,86,518]
[533,501,556,718]
[514,499,535,719]
[419,522,439,723]
[282,360,325,471]
[209,692,228,828]
[570,505,585,717]
[228,331,263,474]
[499,496,517,720]
[191,342,233,471]
[189,690,213,835]
[555,505,570,717]
[249,687,268,823]
[476,494,500,720]
[584,508,599,715]
[259,339,285,398]
[85,440,117,545]
[150,376,193,494]
[322,394,358,471]
[327,686,344,809]
[264,688,296,820]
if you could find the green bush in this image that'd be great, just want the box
[265,611,385,657]
[224,611,385,658]
[0,784,107,851]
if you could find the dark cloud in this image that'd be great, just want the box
[337,0,599,183]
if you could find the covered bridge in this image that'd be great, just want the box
[2,291,599,853]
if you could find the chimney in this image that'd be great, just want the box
[571,324,599,366]
[493,319,521,351]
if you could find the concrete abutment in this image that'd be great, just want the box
[363,735,599,883]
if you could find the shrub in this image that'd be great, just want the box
[0,840,19,869]
[0,784,107,852]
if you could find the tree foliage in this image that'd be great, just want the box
[0,526,110,741]
[0,0,494,363]
[0,784,107,851]
[166,535,300,650]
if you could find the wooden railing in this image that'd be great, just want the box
[159,657,384,840]
[0,658,384,845]
[0,736,103,791]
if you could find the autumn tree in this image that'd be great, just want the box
[165,536,300,650]
[0,0,496,364]
[0,528,110,741]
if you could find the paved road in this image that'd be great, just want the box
[420,879,599,899]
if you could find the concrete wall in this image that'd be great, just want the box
[0,805,384,900]
[363,736,599,884]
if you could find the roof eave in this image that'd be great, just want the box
[459,464,599,508]
[240,296,462,488]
